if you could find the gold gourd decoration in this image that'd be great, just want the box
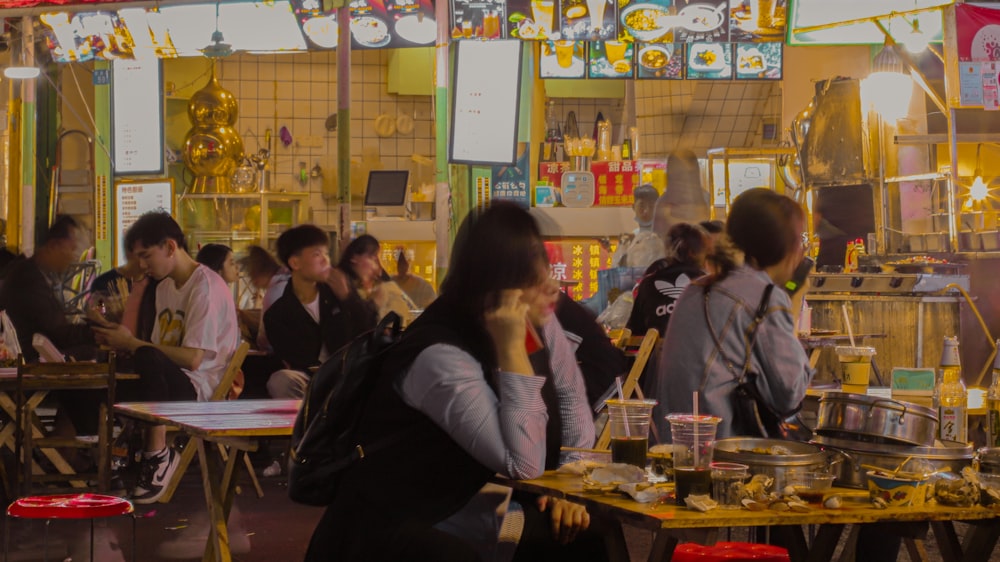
[183,64,244,193]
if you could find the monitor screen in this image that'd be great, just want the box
[364,170,410,206]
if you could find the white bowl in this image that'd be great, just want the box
[638,44,671,71]
[620,3,672,42]
[678,4,725,33]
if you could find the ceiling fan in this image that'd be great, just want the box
[201,2,235,58]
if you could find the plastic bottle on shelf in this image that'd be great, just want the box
[987,340,1000,447]
[937,335,969,443]
[844,240,858,272]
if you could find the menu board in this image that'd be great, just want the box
[539,40,586,78]
[451,0,508,40]
[112,58,164,176]
[114,180,173,267]
[686,42,732,79]
[636,43,683,79]
[734,41,782,80]
[506,0,556,39]
[588,41,635,79]
[451,40,524,166]
[348,0,437,48]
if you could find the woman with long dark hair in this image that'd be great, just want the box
[305,202,595,561]
[655,188,814,439]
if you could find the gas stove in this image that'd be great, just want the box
[807,273,970,294]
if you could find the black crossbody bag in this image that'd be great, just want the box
[704,283,812,441]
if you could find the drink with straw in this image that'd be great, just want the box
[606,397,657,468]
[667,412,720,505]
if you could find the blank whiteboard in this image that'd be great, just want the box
[114,180,174,267]
[450,40,523,166]
[112,58,164,176]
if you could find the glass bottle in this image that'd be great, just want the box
[988,340,1000,447]
[937,336,968,443]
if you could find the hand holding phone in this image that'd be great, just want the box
[784,256,814,296]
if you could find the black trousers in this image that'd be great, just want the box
[117,346,197,403]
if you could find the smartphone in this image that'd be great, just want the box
[784,256,815,295]
[525,323,544,354]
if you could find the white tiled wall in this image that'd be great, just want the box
[214,49,435,226]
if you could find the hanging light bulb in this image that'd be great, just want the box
[860,42,912,123]
[900,17,929,54]
[4,19,40,80]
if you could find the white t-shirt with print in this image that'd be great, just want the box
[151,264,240,400]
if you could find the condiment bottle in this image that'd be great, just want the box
[987,340,1000,447]
[596,120,612,162]
[937,336,969,444]
[844,240,857,273]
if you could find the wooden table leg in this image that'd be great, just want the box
[931,521,963,562]
[646,530,678,562]
[959,519,1000,562]
[197,439,241,562]
[805,524,845,562]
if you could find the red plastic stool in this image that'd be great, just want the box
[3,493,135,562]
[673,542,791,562]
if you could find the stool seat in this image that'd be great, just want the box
[673,541,790,562]
[8,494,134,520]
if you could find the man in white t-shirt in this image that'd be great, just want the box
[94,212,239,504]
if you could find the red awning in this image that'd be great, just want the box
[0,0,135,7]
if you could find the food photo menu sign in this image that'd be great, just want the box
[451,0,509,40]
[346,0,436,48]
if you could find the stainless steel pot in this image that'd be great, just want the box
[812,434,972,489]
[713,437,834,491]
[816,392,938,447]
[974,447,1000,474]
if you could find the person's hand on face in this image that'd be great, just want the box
[484,289,529,356]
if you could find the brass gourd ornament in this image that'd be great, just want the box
[183,64,244,193]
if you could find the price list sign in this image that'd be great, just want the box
[114,180,173,267]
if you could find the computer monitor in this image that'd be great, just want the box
[364,170,409,218]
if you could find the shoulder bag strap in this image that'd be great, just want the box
[738,284,775,384]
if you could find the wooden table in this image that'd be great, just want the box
[0,368,139,491]
[498,471,1000,562]
[114,399,299,562]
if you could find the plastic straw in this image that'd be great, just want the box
[841,304,857,348]
[615,376,630,437]
[693,391,699,467]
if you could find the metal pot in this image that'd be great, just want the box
[713,437,834,491]
[812,434,972,489]
[974,447,1000,474]
[816,392,938,447]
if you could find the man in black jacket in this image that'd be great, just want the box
[0,215,95,361]
[264,225,375,398]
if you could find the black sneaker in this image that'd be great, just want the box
[131,448,180,504]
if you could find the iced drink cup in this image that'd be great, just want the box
[554,40,576,68]
[605,399,657,468]
[531,0,555,36]
[837,345,876,393]
[605,41,628,63]
[667,414,720,505]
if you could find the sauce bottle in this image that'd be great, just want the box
[937,336,969,444]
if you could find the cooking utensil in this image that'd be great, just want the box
[713,437,833,491]
[813,433,971,489]
[565,111,579,139]
[816,392,938,447]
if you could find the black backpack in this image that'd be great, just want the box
[287,312,406,506]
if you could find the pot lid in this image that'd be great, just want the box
[811,434,973,460]
[818,391,937,419]
[713,437,827,466]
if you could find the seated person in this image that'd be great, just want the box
[239,245,289,353]
[627,222,711,338]
[90,246,146,298]
[93,212,240,504]
[335,234,414,325]
[391,250,436,309]
[265,225,376,400]
[0,215,96,361]
[195,243,240,285]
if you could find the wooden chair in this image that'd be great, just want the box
[156,341,254,503]
[11,353,118,495]
[596,328,659,450]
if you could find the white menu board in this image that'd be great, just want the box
[112,58,164,175]
[450,40,522,166]
[115,180,173,267]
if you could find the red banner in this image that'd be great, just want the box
[956,3,1000,62]
[0,0,135,7]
